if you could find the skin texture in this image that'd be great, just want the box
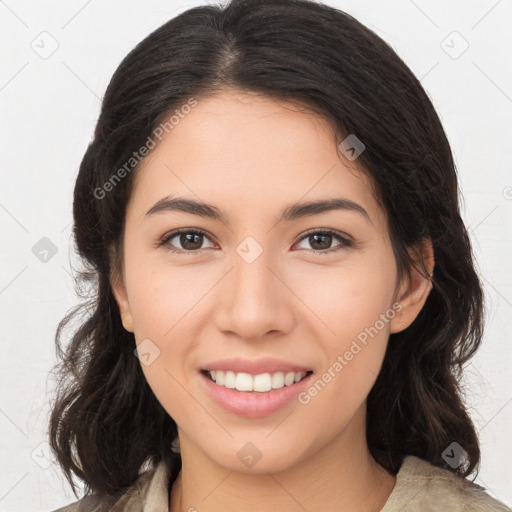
[111,89,434,512]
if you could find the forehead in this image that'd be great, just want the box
[128,90,384,230]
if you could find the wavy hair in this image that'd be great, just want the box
[48,0,485,501]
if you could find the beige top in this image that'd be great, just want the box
[52,455,511,512]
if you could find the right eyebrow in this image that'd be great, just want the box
[145,195,373,226]
[278,197,373,226]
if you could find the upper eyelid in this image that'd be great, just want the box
[161,227,352,249]
[296,227,352,241]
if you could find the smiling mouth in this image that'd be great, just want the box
[200,369,314,393]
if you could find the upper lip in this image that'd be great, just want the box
[201,357,313,375]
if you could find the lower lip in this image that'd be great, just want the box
[199,371,314,418]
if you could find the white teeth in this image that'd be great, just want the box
[207,370,309,392]
[236,372,254,391]
[284,372,295,386]
[271,372,285,389]
[224,371,236,389]
[253,373,272,392]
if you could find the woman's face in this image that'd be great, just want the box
[111,89,431,474]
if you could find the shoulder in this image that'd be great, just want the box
[382,455,511,512]
[49,461,169,512]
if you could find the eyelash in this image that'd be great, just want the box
[155,228,353,256]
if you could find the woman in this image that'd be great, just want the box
[48,0,511,510]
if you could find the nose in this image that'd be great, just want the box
[213,244,295,341]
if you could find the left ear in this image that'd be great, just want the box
[390,238,435,334]
[108,244,135,333]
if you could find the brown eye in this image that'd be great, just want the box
[157,228,352,256]
[294,229,353,254]
[159,229,215,254]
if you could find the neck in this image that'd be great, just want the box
[169,406,396,512]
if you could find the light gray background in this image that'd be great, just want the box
[1,1,511,510]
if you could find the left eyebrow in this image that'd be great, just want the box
[145,195,373,226]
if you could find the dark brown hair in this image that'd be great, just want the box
[48,0,485,503]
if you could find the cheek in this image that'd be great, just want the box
[292,254,396,399]
[125,251,207,338]
[291,254,397,342]
[129,266,200,423]
[139,358,202,440]
[124,254,199,392]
